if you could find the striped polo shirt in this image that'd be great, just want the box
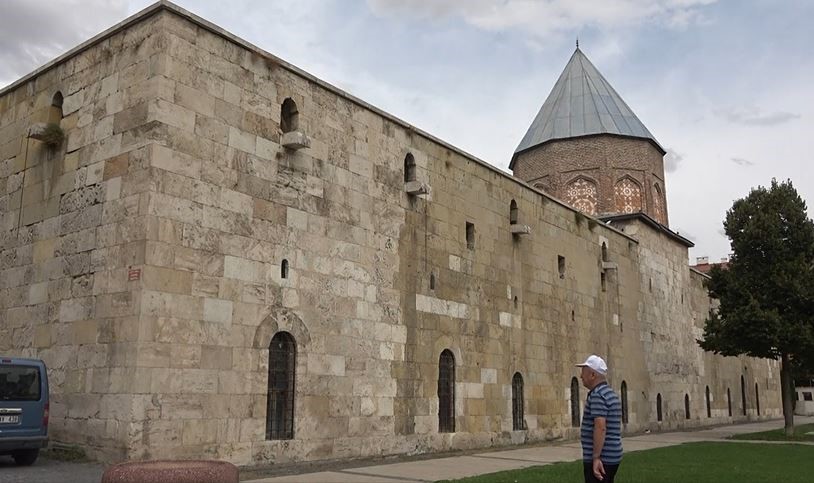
[580,381,623,464]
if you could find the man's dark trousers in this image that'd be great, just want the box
[583,461,620,483]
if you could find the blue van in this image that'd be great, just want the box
[0,358,49,466]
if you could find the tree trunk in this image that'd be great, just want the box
[780,353,795,437]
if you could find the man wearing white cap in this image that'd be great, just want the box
[576,355,623,482]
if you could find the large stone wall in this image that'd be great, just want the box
[0,13,172,460]
[0,4,781,466]
[611,219,781,429]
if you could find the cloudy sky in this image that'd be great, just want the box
[2,0,812,262]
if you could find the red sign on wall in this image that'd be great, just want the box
[128,268,141,281]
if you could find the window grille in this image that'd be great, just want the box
[684,394,690,419]
[621,381,629,424]
[438,350,455,432]
[706,386,711,418]
[266,332,296,440]
[570,377,581,427]
[656,393,663,422]
[512,373,524,430]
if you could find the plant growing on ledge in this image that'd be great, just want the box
[41,123,64,148]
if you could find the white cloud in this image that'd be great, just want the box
[367,0,718,38]
[0,0,128,87]
[715,106,801,126]
[664,148,684,173]
[731,157,755,167]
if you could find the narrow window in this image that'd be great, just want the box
[281,98,299,133]
[684,394,690,419]
[656,393,663,422]
[649,278,653,292]
[50,91,64,123]
[600,272,607,292]
[621,381,629,425]
[281,259,289,279]
[267,332,296,440]
[570,377,581,427]
[512,372,524,430]
[513,296,518,309]
[601,242,608,262]
[558,256,566,279]
[509,199,518,225]
[438,350,456,432]
[727,388,732,416]
[741,375,747,416]
[429,273,436,290]
[653,183,666,224]
[571,310,575,321]
[706,386,711,418]
[404,153,416,183]
[466,222,475,250]
[755,382,760,416]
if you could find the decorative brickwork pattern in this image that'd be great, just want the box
[614,178,643,214]
[565,177,598,215]
[512,135,668,224]
[653,184,666,224]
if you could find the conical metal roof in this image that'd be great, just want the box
[510,48,664,168]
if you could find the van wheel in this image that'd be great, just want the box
[12,449,39,466]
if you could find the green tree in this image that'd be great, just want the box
[699,179,814,436]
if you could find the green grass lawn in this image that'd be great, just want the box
[729,422,814,442]
[443,442,814,483]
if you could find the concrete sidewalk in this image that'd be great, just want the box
[244,417,814,482]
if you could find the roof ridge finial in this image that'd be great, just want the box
[576,37,579,50]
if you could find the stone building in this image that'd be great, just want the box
[0,0,781,466]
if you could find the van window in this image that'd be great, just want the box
[0,365,41,401]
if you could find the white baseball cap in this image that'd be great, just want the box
[576,355,608,375]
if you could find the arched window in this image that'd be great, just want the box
[565,177,598,215]
[404,153,416,183]
[429,273,436,290]
[656,393,663,422]
[281,259,289,279]
[755,382,760,416]
[727,388,732,417]
[49,91,64,123]
[741,375,747,416]
[684,394,690,419]
[281,98,299,133]
[653,183,665,224]
[621,381,629,425]
[706,386,711,418]
[509,199,518,225]
[614,177,643,214]
[601,242,609,262]
[266,332,296,440]
[438,350,455,432]
[570,377,581,427]
[512,372,524,430]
